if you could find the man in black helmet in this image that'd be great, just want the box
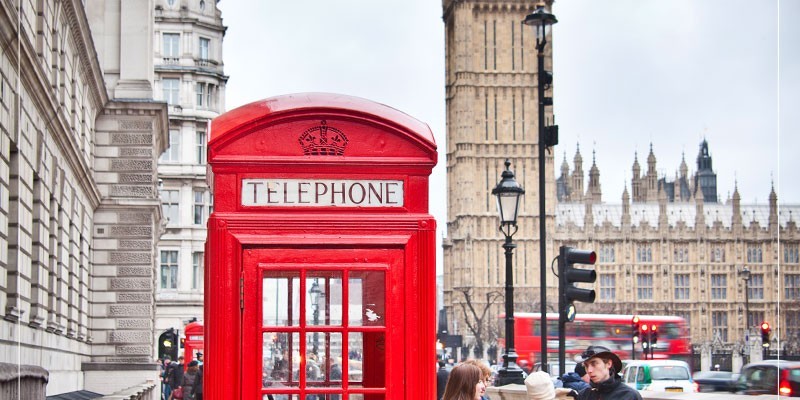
[576,345,642,400]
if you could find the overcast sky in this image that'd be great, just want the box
[217,0,798,260]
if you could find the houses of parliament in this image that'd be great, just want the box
[441,0,800,357]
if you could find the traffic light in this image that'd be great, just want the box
[641,324,650,349]
[632,316,640,344]
[558,246,597,322]
[159,328,179,360]
[761,322,771,348]
[651,324,658,346]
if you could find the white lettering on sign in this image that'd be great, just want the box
[241,179,404,207]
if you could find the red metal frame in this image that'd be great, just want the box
[205,93,437,399]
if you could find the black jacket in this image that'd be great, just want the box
[436,367,450,400]
[168,362,185,387]
[577,374,642,400]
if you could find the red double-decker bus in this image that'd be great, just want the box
[501,313,692,366]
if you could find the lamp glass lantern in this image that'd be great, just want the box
[492,160,525,237]
[523,5,558,43]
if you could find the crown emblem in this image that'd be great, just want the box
[298,120,348,156]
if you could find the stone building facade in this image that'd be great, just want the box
[441,0,800,358]
[152,0,226,352]
[0,0,168,396]
[555,143,800,352]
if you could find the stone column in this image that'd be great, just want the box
[83,100,168,395]
[748,337,763,363]
[700,342,711,371]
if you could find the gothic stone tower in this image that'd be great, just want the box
[442,0,557,358]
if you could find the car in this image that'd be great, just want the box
[736,360,800,397]
[692,370,736,392]
[621,359,694,393]
[533,360,577,377]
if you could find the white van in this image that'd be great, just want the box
[621,360,695,393]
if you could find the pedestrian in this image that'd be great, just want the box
[462,359,492,400]
[437,360,450,400]
[192,364,203,400]
[327,357,342,400]
[559,363,590,392]
[441,363,486,400]
[161,356,172,400]
[196,352,204,366]
[524,371,578,400]
[167,356,186,400]
[575,346,642,400]
[182,360,200,399]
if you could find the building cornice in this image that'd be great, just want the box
[64,0,110,109]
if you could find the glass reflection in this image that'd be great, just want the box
[305,333,342,386]
[348,272,385,327]
[306,274,343,327]
[262,395,298,400]
[263,332,299,388]
[263,272,300,326]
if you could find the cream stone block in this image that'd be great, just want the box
[84,370,158,396]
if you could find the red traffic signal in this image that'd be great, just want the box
[565,248,597,265]
[651,324,658,345]
[761,322,771,347]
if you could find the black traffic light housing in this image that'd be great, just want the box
[559,246,597,314]
[761,322,771,348]
[557,246,597,380]
[158,328,179,361]
[632,316,640,343]
[651,325,658,346]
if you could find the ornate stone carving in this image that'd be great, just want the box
[118,120,154,131]
[109,304,151,316]
[119,173,152,183]
[110,159,153,171]
[110,278,152,290]
[117,319,151,329]
[109,226,152,237]
[117,293,151,303]
[110,252,151,264]
[109,330,151,343]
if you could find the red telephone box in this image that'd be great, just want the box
[205,93,438,399]
[183,321,204,368]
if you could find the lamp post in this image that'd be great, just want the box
[309,278,322,355]
[492,160,525,386]
[741,267,751,336]
[524,4,558,373]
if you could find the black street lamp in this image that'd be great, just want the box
[741,267,751,335]
[524,4,558,374]
[492,160,525,386]
[310,278,322,355]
